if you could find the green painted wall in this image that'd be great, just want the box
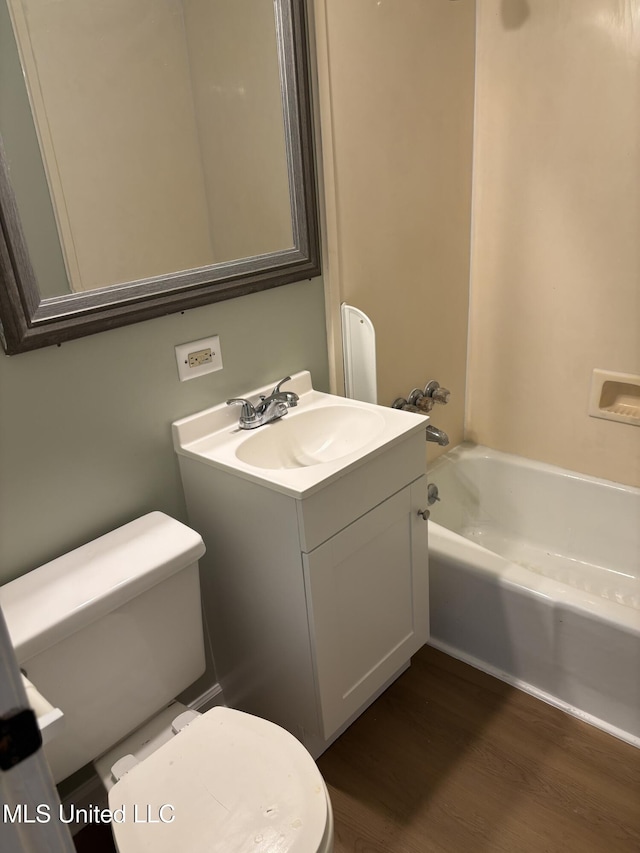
[0,278,329,582]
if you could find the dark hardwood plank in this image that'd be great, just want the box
[318,645,640,853]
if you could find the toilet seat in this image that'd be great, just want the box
[108,706,332,853]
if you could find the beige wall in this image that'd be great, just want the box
[184,0,293,262]
[315,0,476,462]
[468,0,640,487]
[9,0,295,289]
[9,0,214,291]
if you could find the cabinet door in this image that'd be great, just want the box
[303,477,428,739]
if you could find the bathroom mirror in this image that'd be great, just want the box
[0,0,319,354]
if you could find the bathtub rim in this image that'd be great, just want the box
[428,442,640,497]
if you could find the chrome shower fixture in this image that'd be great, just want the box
[391,380,451,446]
[392,380,451,414]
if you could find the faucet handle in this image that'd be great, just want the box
[269,375,298,407]
[272,376,292,394]
[407,389,434,413]
[424,381,451,405]
[405,389,434,413]
[226,398,258,425]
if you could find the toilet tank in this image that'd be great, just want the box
[0,512,206,784]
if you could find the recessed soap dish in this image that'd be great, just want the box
[588,369,640,426]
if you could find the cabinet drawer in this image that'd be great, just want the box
[296,430,425,552]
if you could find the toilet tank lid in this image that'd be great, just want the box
[0,512,205,662]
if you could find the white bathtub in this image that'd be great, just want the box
[427,444,640,746]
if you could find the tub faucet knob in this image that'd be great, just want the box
[424,380,451,405]
[392,397,408,409]
[407,389,434,413]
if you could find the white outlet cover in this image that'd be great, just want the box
[175,336,223,382]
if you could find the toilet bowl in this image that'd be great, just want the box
[105,706,333,853]
[0,512,333,852]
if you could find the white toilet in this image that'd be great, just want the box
[0,512,333,852]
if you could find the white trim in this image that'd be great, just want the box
[0,606,75,851]
[463,3,481,441]
[309,0,346,395]
[187,681,225,713]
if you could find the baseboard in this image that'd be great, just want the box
[187,680,225,713]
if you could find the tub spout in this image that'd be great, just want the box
[425,425,449,446]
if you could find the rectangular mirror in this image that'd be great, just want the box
[0,0,319,354]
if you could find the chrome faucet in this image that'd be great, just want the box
[226,397,287,429]
[227,376,298,430]
[392,378,451,446]
[425,425,449,446]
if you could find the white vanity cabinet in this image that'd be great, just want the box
[177,426,428,757]
[173,373,429,756]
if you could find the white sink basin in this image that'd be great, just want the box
[172,372,427,497]
[235,405,386,469]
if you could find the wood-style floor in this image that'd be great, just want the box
[75,645,640,853]
[318,645,640,853]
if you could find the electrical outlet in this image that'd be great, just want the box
[175,336,223,381]
[188,348,213,368]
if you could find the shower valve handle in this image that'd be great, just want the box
[424,381,451,405]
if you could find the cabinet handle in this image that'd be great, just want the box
[417,509,430,521]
